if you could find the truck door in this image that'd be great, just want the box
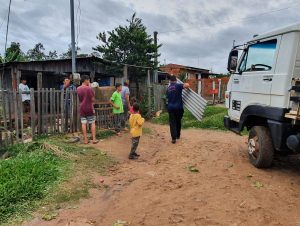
[229,37,280,121]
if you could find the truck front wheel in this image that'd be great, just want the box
[248,126,274,168]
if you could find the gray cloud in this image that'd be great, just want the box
[0,0,300,72]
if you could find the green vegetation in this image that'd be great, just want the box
[0,136,115,225]
[96,130,115,140]
[0,149,65,223]
[142,127,152,135]
[152,106,228,130]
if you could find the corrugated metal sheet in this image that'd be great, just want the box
[178,79,207,121]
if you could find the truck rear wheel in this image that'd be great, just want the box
[248,126,274,168]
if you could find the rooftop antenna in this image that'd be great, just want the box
[232,40,236,48]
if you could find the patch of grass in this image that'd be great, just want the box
[96,130,115,140]
[50,182,90,204]
[0,135,116,225]
[0,150,67,223]
[76,147,116,174]
[152,106,228,131]
[142,127,152,135]
[152,111,169,125]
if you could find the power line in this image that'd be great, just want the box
[159,1,300,34]
[4,0,12,63]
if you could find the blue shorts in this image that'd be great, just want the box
[81,115,95,124]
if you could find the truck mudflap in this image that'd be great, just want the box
[224,116,240,134]
[267,120,293,151]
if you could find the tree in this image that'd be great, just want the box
[60,45,81,59]
[27,43,46,61]
[47,50,58,60]
[0,42,27,63]
[93,13,161,83]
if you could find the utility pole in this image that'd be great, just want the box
[4,0,12,63]
[153,31,158,83]
[70,0,76,76]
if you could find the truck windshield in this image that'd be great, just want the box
[239,39,277,72]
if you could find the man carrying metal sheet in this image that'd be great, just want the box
[166,75,190,144]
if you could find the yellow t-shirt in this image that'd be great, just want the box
[129,113,145,137]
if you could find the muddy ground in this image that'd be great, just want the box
[25,123,300,226]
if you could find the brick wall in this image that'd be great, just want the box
[187,77,229,102]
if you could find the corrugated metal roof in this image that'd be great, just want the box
[177,79,207,121]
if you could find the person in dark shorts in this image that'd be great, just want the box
[77,75,98,145]
[166,75,190,144]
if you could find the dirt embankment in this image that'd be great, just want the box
[25,123,300,226]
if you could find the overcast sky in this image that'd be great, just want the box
[0,0,300,73]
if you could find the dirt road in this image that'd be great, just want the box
[27,123,300,226]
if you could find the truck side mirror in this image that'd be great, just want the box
[227,49,239,73]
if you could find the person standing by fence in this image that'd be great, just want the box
[110,83,124,136]
[60,76,76,91]
[19,78,31,113]
[121,80,131,131]
[77,75,98,145]
[166,75,190,144]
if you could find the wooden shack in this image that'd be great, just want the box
[0,56,120,90]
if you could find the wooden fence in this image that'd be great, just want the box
[153,84,167,112]
[0,89,118,148]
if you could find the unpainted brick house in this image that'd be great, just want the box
[160,64,210,80]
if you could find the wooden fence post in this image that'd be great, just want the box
[30,89,36,137]
[70,91,74,133]
[49,88,54,133]
[1,90,7,131]
[198,80,201,95]
[18,89,24,142]
[45,88,49,134]
[13,90,19,142]
[61,90,65,133]
[218,79,222,102]
[147,69,151,116]
[8,90,13,134]
[212,80,216,105]
[37,72,43,90]
[16,70,21,91]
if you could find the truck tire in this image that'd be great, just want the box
[248,126,274,168]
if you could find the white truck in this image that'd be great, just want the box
[225,23,300,168]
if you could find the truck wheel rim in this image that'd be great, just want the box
[248,136,259,158]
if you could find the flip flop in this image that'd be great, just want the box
[92,140,99,144]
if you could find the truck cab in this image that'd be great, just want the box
[225,23,300,168]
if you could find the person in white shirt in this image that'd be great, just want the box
[19,79,31,112]
[121,80,130,131]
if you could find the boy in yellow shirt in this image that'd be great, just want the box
[129,103,145,159]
